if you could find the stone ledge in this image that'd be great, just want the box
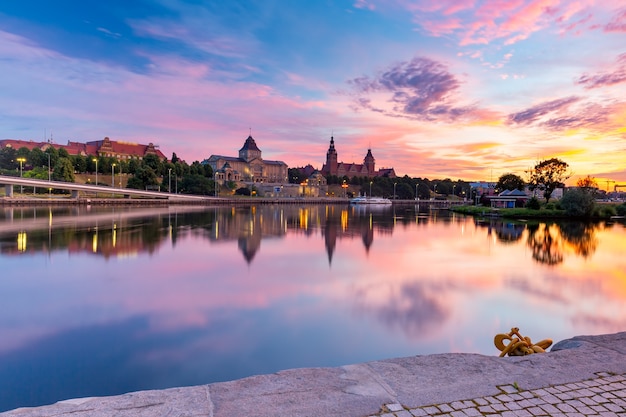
[2,332,625,417]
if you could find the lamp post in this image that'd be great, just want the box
[92,158,98,185]
[17,157,26,194]
[453,184,456,198]
[415,183,419,201]
[369,181,373,198]
[393,182,397,200]
[47,153,51,196]
[168,168,172,193]
[112,163,116,188]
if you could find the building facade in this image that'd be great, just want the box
[203,135,288,184]
[0,137,166,161]
[320,136,395,179]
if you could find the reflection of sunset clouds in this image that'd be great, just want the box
[352,281,450,339]
[1,207,626,364]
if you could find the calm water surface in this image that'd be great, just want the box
[0,204,625,411]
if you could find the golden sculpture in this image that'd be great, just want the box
[494,327,552,357]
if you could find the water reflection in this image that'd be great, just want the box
[0,205,625,412]
[473,218,601,265]
[1,205,432,266]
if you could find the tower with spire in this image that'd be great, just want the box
[320,135,394,179]
[325,136,338,175]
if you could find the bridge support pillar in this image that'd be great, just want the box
[5,184,13,197]
[71,190,79,199]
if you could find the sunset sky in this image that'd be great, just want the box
[1,1,625,184]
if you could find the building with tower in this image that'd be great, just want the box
[320,136,395,179]
[203,134,288,184]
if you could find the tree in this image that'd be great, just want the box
[528,158,570,203]
[495,173,525,193]
[143,154,162,174]
[288,168,307,184]
[0,146,17,170]
[127,166,159,190]
[560,188,595,217]
[395,182,413,199]
[180,174,213,195]
[576,175,598,190]
[52,157,75,182]
[72,155,87,173]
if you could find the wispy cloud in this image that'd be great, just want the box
[402,0,602,47]
[577,53,626,89]
[508,96,581,125]
[604,7,626,32]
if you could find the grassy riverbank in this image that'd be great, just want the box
[452,203,626,220]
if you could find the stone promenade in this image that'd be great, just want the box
[2,332,626,417]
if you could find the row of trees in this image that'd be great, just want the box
[288,168,473,200]
[0,146,218,195]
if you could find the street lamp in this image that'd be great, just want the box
[112,163,116,188]
[47,153,51,196]
[369,181,373,198]
[168,168,172,193]
[393,182,397,200]
[92,158,98,185]
[17,157,26,194]
[415,183,419,201]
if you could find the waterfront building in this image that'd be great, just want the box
[0,137,167,161]
[202,135,288,184]
[320,136,396,179]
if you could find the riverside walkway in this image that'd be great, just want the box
[2,332,625,416]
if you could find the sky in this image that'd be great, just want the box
[1,1,625,185]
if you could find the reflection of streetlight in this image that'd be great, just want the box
[369,181,373,198]
[17,157,26,194]
[393,182,397,200]
[112,163,116,188]
[92,158,98,185]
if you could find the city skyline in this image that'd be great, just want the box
[1,1,625,184]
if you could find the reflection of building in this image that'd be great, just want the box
[321,136,396,179]
[203,135,288,184]
[0,137,167,161]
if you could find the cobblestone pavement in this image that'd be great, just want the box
[370,372,626,417]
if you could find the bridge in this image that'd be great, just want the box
[0,175,213,202]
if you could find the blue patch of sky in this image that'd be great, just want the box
[0,0,175,73]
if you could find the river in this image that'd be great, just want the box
[0,203,624,412]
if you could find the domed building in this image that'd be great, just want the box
[203,135,288,184]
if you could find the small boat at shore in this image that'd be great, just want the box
[349,196,392,205]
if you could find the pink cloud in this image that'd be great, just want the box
[405,0,604,47]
